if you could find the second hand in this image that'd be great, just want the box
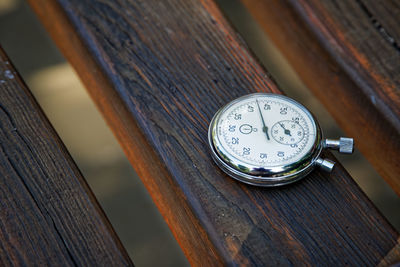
[256,99,270,140]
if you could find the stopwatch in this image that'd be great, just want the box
[208,93,354,187]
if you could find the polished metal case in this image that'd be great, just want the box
[208,93,323,187]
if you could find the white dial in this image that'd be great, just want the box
[209,93,353,186]
[212,94,317,168]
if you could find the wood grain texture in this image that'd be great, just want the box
[28,0,400,265]
[241,0,400,195]
[0,48,132,266]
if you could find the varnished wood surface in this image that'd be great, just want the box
[241,0,400,195]
[28,0,400,265]
[0,48,132,266]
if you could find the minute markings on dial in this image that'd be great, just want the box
[217,97,315,166]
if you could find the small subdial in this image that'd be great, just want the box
[271,120,305,145]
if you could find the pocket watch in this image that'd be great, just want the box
[208,93,354,187]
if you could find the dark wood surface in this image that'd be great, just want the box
[0,48,132,266]
[241,0,400,195]
[28,0,400,265]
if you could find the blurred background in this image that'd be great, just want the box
[0,0,398,266]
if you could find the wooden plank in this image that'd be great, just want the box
[240,0,400,195]
[0,48,132,266]
[28,0,400,265]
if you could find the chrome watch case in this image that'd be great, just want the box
[208,93,353,187]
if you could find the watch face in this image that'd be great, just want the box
[209,93,320,178]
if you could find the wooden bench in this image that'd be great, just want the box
[0,48,132,266]
[0,0,399,265]
[241,0,400,194]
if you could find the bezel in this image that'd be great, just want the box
[208,93,323,186]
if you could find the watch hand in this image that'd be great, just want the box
[256,99,270,140]
[279,122,292,136]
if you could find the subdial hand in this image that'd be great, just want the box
[279,122,292,136]
[256,99,270,140]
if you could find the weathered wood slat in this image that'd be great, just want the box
[28,0,400,265]
[0,48,132,266]
[241,0,400,195]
